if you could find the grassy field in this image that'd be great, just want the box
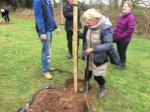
[0,18,150,112]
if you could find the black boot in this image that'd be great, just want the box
[116,63,126,69]
[67,53,73,59]
[98,85,106,98]
[94,76,106,98]
[67,44,72,59]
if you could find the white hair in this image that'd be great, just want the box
[1,9,5,12]
[83,8,102,21]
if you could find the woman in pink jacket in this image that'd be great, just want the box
[113,1,135,69]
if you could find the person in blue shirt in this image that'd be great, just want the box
[33,0,60,80]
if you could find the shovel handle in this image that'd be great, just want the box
[85,54,90,94]
[86,55,89,71]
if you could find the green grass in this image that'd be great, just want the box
[0,18,150,112]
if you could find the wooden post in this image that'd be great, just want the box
[73,0,78,93]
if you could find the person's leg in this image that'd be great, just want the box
[117,42,129,68]
[41,32,52,73]
[4,16,7,22]
[66,30,73,59]
[6,15,10,22]
[5,15,8,22]
[94,76,106,97]
[120,42,129,66]
[116,42,122,60]
[94,76,105,88]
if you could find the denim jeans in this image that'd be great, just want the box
[40,32,52,73]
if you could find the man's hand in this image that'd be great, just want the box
[55,28,60,34]
[40,34,47,40]
[85,48,93,55]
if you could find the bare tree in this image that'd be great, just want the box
[53,0,58,7]
[109,0,113,10]
[60,0,64,24]
[134,0,150,8]
[114,0,119,9]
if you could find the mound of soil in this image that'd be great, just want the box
[27,88,86,112]
[64,78,92,92]
[26,79,93,112]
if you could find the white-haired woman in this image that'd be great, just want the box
[82,9,113,97]
[1,8,10,22]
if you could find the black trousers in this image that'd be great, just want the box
[84,70,105,88]
[66,30,79,55]
[116,42,129,65]
[3,15,10,22]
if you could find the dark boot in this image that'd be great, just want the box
[67,53,73,59]
[94,76,106,98]
[98,85,106,98]
[67,43,72,59]
[116,63,126,69]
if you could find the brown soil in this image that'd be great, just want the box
[27,79,93,112]
[64,78,92,93]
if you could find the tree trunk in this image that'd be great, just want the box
[114,0,119,9]
[109,0,112,11]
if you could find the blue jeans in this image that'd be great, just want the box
[40,32,52,73]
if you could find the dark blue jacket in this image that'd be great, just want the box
[63,2,82,31]
[1,9,9,17]
[33,0,57,35]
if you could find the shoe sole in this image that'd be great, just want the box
[42,74,53,80]
[49,68,56,71]
[44,76,53,80]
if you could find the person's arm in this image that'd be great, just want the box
[53,17,60,33]
[49,4,58,30]
[120,14,135,39]
[33,0,46,35]
[93,27,113,54]
[53,21,58,30]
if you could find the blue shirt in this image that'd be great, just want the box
[33,0,57,35]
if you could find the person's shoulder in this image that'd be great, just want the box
[1,8,5,12]
[102,26,112,32]
[128,12,135,19]
[63,2,68,6]
[102,16,112,30]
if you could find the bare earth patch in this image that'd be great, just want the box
[26,79,93,112]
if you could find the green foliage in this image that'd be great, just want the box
[0,0,33,8]
[0,18,150,112]
[79,2,90,12]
